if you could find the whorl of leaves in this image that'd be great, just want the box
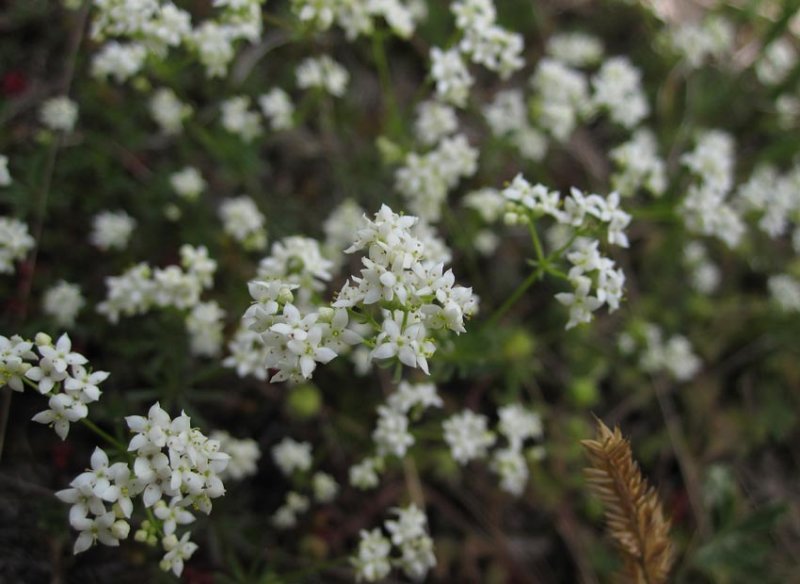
[582,418,674,584]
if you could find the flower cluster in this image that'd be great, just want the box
[269,438,339,528]
[210,430,261,481]
[234,205,476,382]
[620,324,702,382]
[90,210,137,251]
[291,0,420,40]
[395,134,479,222]
[680,130,744,248]
[0,217,34,274]
[483,89,547,162]
[40,96,78,132]
[219,196,268,251]
[0,333,107,440]
[502,175,630,328]
[352,504,436,582]
[88,0,265,79]
[150,88,192,134]
[97,245,221,355]
[43,280,86,328]
[296,56,350,97]
[55,403,229,577]
[444,404,545,495]
[0,154,11,186]
[610,129,667,197]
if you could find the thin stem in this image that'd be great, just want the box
[485,269,540,327]
[528,220,546,263]
[80,418,128,454]
[371,30,403,139]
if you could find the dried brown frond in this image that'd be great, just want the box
[582,418,674,584]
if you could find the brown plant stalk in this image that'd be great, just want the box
[582,419,674,584]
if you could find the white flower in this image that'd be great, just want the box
[159,532,198,577]
[591,57,648,129]
[220,96,263,142]
[497,404,542,450]
[43,281,85,328]
[756,38,797,85]
[430,47,473,107]
[40,96,78,132]
[312,472,339,503]
[185,301,225,357]
[0,154,12,186]
[259,88,295,130]
[219,196,267,250]
[443,410,495,464]
[90,210,136,251]
[373,405,414,457]
[271,438,312,476]
[387,381,442,414]
[352,528,392,582]
[769,274,800,312]
[547,31,604,66]
[490,447,529,496]
[349,457,381,489]
[414,100,458,146]
[169,166,205,201]
[384,504,427,546]
[211,431,260,481]
[150,88,192,135]
[92,42,148,83]
[0,217,34,274]
[296,56,350,97]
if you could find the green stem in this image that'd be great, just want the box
[81,418,128,453]
[371,30,403,139]
[485,269,540,327]
[527,219,546,263]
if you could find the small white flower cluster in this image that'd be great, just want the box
[185,301,226,357]
[98,246,219,356]
[259,88,295,130]
[591,56,649,129]
[91,41,148,83]
[56,402,230,577]
[269,438,339,528]
[428,0,524,108]
[219,196,268,251]
[681,130,745,248]
[683,241,720,295]
[0,332,106,440]
[334,206,478,372]
[483,89,547,162]
[40,96,79,132]
[296,55,350,97]
[350,381,442,490]
[0,217,34,274]
[0,154,11,186]
[395,134,479,222]
[756,38,798,86]
[210,430,260,481]
[43,281,86,328]
[414,100,458,147]
[489,404,544,496]
[234,205,477,383]
[443,404,545,495]
[170,166,206,201]
[220,96,263,142]
[529,58,592,141]
[625,324,702,382]
[667,16,734,69]
[257,235,333,301]
[768,273,800,312]
[547,31,604,67]
[292,0,420,40]
[443,409,495,464]
[453,0,525,80]
[150,88,192,135]
[736,164,800,244]
[502,175,630,328]
[610,129,667,197]
[90,210,137,251]
[89,0,265,79]
[352,504,436,582]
